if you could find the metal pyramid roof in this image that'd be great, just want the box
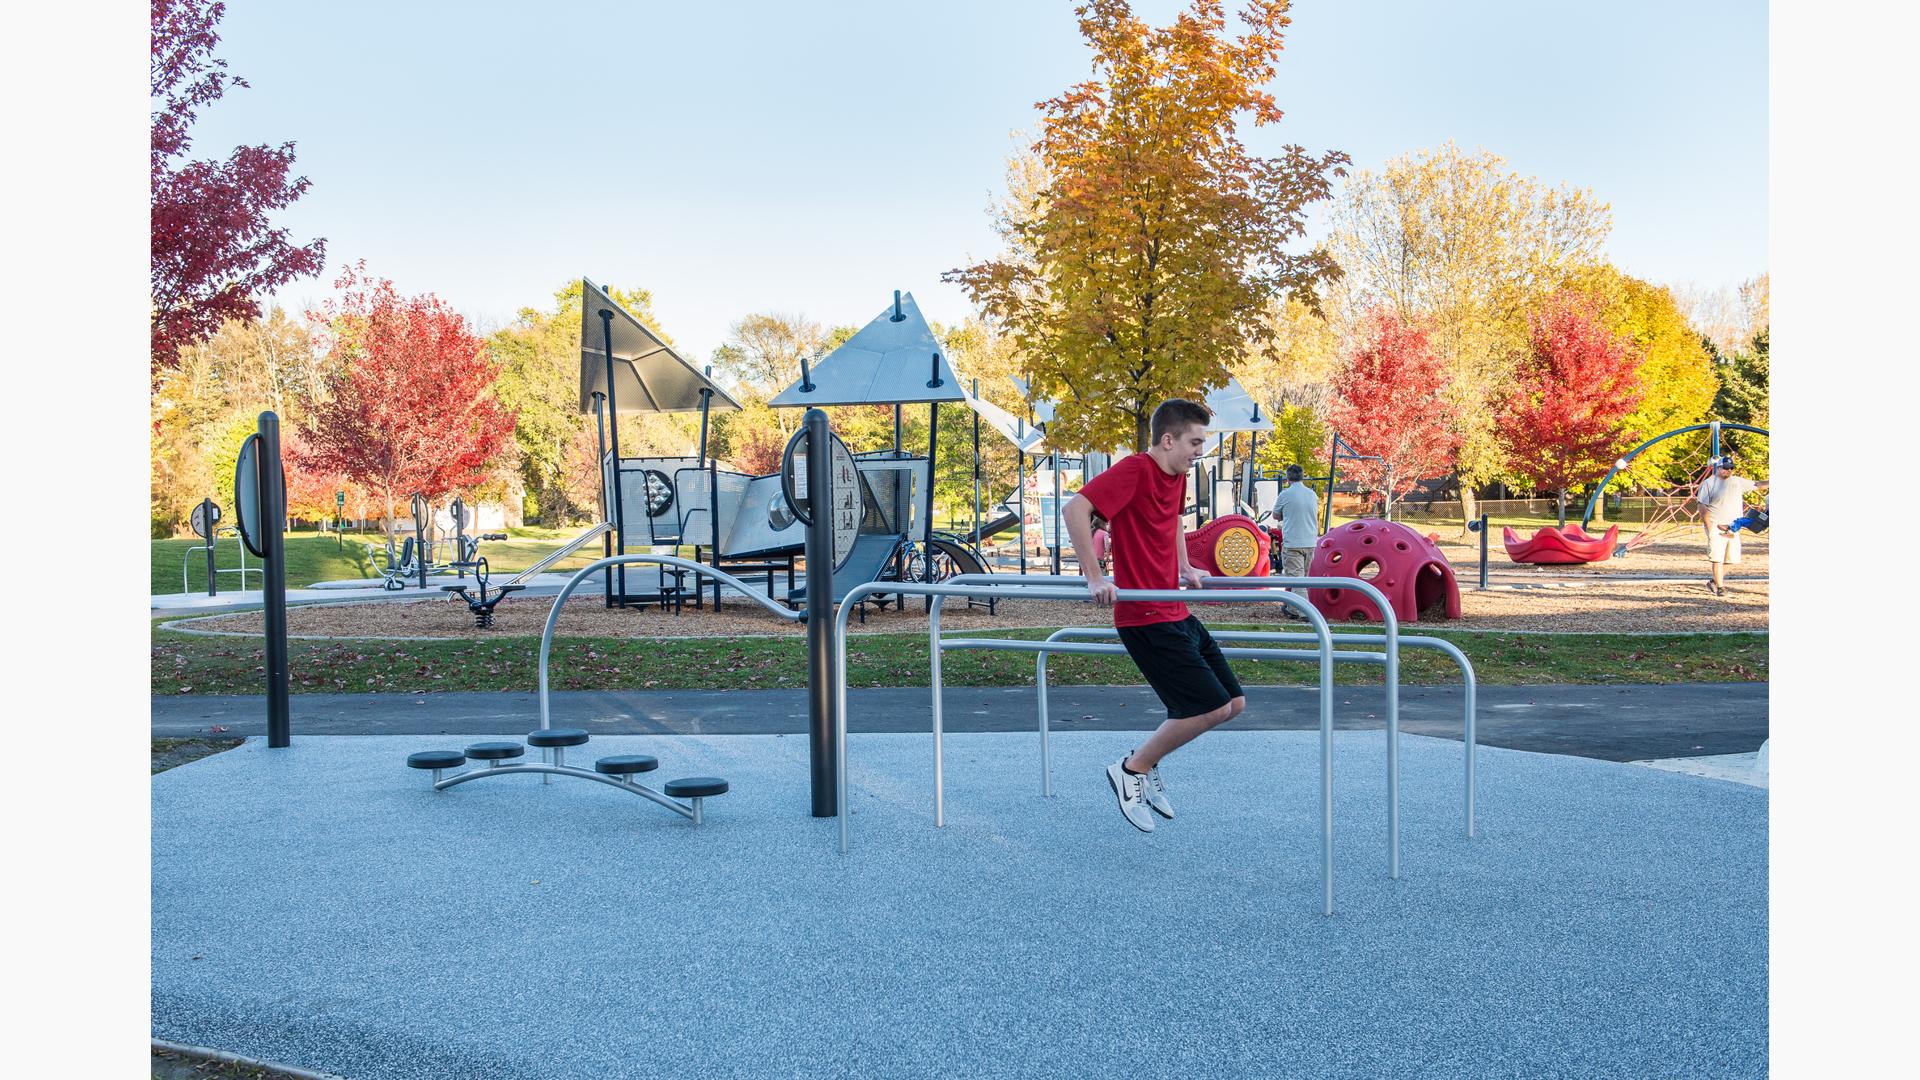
[1204,377,1273,433]
[770,291,968,407]
[577,278,741,414]
[964,385,1048,454]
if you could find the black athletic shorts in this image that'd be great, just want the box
[1117,615,1245,720]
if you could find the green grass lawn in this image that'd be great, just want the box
[151,623,1765,696]
[154,526,614,594]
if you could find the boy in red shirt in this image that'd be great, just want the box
[1063,399,1246,832]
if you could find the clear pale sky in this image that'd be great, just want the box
[191,0,1768,356]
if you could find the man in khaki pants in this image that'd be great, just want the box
[1273,464,1321,597]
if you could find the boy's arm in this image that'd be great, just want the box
[1064,494,1117,606]
[1174,509,1204,588]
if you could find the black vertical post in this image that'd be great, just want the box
[1478,512,1490,590]
[1322,432,1340,535]
[696,367,714,468]
[971,378,982,541]
[591,392,612,607]
[201,498,218,597]
[412,493,429,591]
[452,497,467,579]
[259,413,291,748]
[1050,449,1062,576]
[803,408,837,816]
[601,308,628,607]
[924,400,940,611]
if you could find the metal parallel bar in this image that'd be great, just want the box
[537,554,803,730]
[931,571,1403,879]
[839,579,1340,915]
[1028,626,1476,838]
[432,762,697,819]
[933,568,1413,868]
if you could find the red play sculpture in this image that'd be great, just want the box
[1098,513,1273,579]
[1307,519,1461,623]
[1501,523,1619,564]
[1185,513,1272,578]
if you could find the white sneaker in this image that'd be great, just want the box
[1142,764,1174,820]
[1106,759,1156,832]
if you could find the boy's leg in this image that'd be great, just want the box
[1127,695,1246,772]
[1123,618,1246,772]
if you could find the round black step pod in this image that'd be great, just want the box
[406,750,466,770]
[526,728,590,748]
[594,755,659,775]
[663,777,730,798]
[465,741,526,761]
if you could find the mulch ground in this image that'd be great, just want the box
[166,534,1767,640]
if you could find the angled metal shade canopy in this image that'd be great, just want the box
[578,278,741,414]
[770,291,967,407]
[965,385,1048,455]
[1203,377,1273,434]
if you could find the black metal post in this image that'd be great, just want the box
[1050,449,1062,576]
[803,408,837,816]
[258,412,291,748]
[412,493,429,591]
[592,392,612,607]
[971,379,982,542]
[924,400,940,610]
[452,497,467,579]
[696,367,714,468]
[1322,431,1340,535]
[1478,512,1490,590]
[200,498,218,597]
[600,309,629,607]
[1017,444,1028,575]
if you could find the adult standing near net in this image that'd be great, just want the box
[1063,399,1247,833]
[1274,464,1322,611]
[1690,455,1766,597]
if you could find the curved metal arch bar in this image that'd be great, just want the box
[1037,627,1477,838]
[1579,421,1770,529]
[538,554,803,730]
[931,572,1404,881]
[838,578,1343,916]
[434,762,696,819]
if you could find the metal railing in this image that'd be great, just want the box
[181,529,262,593]
[835,577,1358,915]
[508,521,617,585]
[931,573,1408,879]
[1031,626,1476,838]
[535,554,802,730]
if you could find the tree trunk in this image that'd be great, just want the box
[1556,489,1567,528]
[1461,486,1479,537]
[1134,411,1150,453]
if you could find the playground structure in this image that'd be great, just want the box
[1581,420,1770,556]
[1502,522,1621,564]
[1307,519,1461,623]
[1194,377,1277,524]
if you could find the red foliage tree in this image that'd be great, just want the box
[1324,310,1459,518]
[297,264,517,533]
[1497,292,1646,523]
[151,0,326,382]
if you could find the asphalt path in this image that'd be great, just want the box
[152,682,1767,762]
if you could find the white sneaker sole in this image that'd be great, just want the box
[1106,766,1156,833]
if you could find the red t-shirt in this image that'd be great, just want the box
[1078,452,1189,627]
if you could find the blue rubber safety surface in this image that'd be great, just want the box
[152,732,1767,1079]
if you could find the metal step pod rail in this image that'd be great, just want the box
[406,553,806,825]
[832,577,1373,916]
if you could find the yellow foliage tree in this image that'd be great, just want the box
[1327,143,1612,520]
[946,0,1347,452]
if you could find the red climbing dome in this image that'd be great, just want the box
[1307,519,1461,623]
[1501,523,1619,564]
